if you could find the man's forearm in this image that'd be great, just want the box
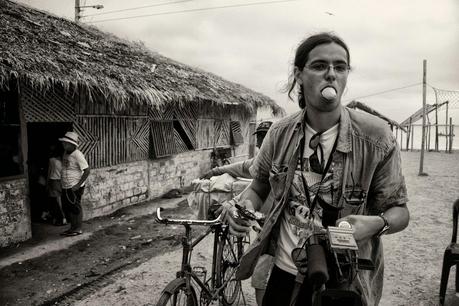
[237,179,270,211]
[75,168,90,188]
[383,204,409,235]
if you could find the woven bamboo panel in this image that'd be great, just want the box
[76,116,149,168]
[162,105,175,119]
[199,102,228,119]
[148,107,163,120]
[214,120,230,147]
[174,129,189,153]
[197,119,215,149]
[230,121,244,145]
[130,119,150,156]
[174,104,198,120]
[176,119,196,149]
[151,120,177,158]
[21,84,75,122]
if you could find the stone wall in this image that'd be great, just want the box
[0,177,31,247]
[82,149,214,220]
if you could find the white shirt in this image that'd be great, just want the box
[48,157,62,180]
[61,149,89,189]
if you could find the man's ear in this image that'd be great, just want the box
[293,66,302,85]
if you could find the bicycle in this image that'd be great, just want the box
[155,207,247,306]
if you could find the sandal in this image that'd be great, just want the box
[60,229,73,236]
[64,230,83,236]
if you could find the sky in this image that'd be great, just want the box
[16,0,459,124]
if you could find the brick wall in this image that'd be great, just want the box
[81,143,249,220]
[83,161,149,219]
[0,177,31,247]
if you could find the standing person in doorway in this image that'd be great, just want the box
[46,144,66,226]
[59,131,90,237]
[221,32,410,305]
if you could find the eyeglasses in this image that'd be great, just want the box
[305,62,350,74]
[309,132,324,173]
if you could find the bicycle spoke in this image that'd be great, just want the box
[217,233,244,305]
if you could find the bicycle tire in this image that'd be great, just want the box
[156,280,198,306]
[216,233,244,305]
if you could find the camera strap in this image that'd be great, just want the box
[299,129,338,215]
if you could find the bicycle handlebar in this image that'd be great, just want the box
[155,207,223,226]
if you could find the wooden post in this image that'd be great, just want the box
[427,123,431,151]
[75,0,81,22]
[411,124,414,151]
[406,119,412,151]
[445,101,449,152]
[400,130,404,151]
[449,117,454,153]
[395,127,399,147]
[419,59,427,175]
[435,93,439,151]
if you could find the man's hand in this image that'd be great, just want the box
[219,200,252,237]
[336,215,384,242]
[71,184,80,192]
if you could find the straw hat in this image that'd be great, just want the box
[59,131,79,147]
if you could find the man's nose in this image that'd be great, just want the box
[325,66,337,81]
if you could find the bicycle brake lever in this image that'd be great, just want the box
[235,204,264,222]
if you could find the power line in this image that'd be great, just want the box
[345,82,422,102]
[88,0,303,23]
[82,0,192,18]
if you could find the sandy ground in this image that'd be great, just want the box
[72,151,459,306]
[380,151,459,306]
[2,151,459,306]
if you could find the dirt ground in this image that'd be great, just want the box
[1,151,459,306]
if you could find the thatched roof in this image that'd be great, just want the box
[346,100,406,132]
[0,0,284,116]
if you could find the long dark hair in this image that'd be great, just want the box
[287,33,351,109]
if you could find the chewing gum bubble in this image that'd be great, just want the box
[321,87,337,100]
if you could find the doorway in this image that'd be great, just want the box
[27,122,72,223]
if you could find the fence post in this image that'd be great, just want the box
[449,117,453,153]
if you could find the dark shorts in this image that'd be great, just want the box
[47,179,62,197]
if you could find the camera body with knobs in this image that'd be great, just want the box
[300,221,375,305]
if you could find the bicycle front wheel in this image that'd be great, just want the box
[216,233,245,305]
[156,279,198,306]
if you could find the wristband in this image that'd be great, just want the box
[376,213,390,237]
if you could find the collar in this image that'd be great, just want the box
[294,105,352,153]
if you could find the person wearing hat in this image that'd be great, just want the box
[201,121,273,180]
[201,120,274,305]
[58,131,90,236]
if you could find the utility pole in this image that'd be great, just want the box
[75,0,81,22]
[75,0,104,22]
[419,59,428,176]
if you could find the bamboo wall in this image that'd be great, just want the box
[20,83,252,168]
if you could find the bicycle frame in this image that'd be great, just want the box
[155,208,240,303]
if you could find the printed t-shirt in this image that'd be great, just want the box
[274,123,339,275]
